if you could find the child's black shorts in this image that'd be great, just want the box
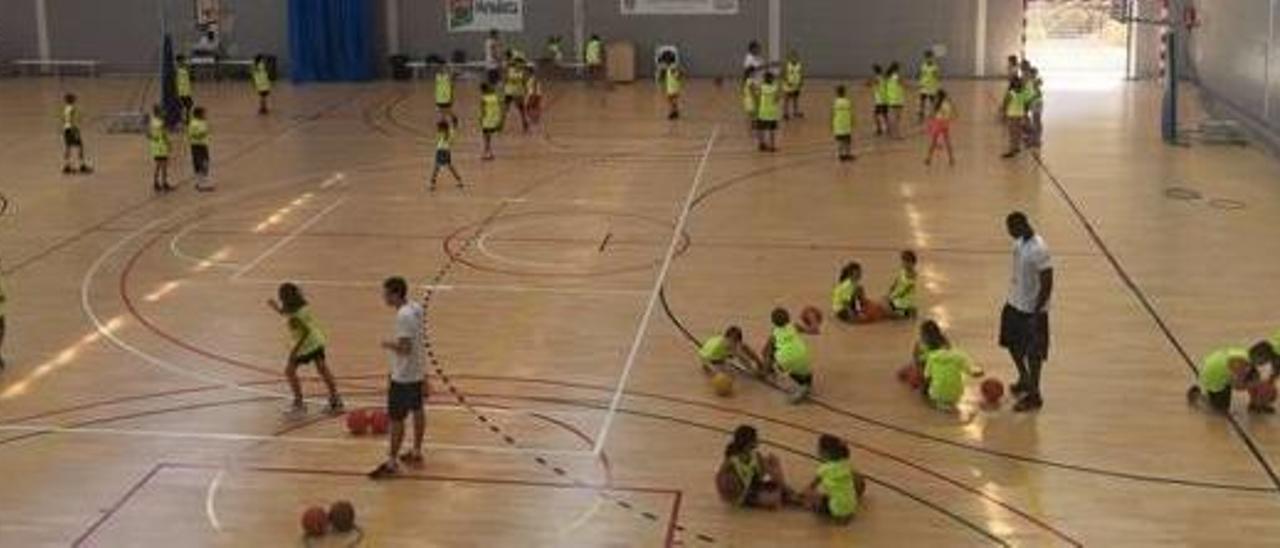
[754,119,778,131]
[63,128,82,147]
[874,104,889,115]
[290,347,326,366]
[834,134,851,143]
[435,149,452,165]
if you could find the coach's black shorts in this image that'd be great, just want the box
[63,128,82,147]
[387,380,425,421]
[999,304,1049,360]
[754,119,778,131]
[289,346,325,366]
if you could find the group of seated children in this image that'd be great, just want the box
[831,250,918,323]
[699,308,813,404]
[1187,338,1279,414]
[717,425,866,524]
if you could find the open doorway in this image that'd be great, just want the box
[1025,0,1132,83]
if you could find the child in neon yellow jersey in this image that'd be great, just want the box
[831,262,867,323]
[882,250,919,319]
[762,308,812,403]
[700,325,766,377]
[801,434,862,523]
[267,283,343,416]
[831,85,854,162]
[1187,342,1277,414]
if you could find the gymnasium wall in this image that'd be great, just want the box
[1188,0,1279,131]
[1,0,1026,78]
[0,0,39,62]
[0,0,290,73]
[397,0,1026,78]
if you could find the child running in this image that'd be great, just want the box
[176,55,194,121]
[434,63,459,126]
[800,434,861,524]
[252,55,272,115]
[884,62,906,139]
[1000,77,1030,158]
[661,54,683,120]
[267,283,344,416]
[700,325,766,377]
[1187,342,1277,414]
[916,320,981,411]
[480,82,502,161]
[924,90,955,166]
[831,85,855,162]
[741,69,760,138]
[502,51,529,133]
[716,425,792,509]
[869,64,888,136]
[148,105,172,193]
[782,50,804,120]
[762,307,813,403]
[917,49,941,122]
[61,94,91,174]
[429,120,463,190]
[585,34,604,86]
[524,63,544,126]
[755,72,781,152]
[188,106,213,191]
[883,250,919,318]
[831,262,867,323]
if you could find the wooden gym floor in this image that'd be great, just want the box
[1,72,1279,547]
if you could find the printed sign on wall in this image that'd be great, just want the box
[448,0,524,32]
[621,0,740,15]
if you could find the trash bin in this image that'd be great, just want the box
[390,54,411,80]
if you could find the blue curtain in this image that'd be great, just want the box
[288,0,375,82]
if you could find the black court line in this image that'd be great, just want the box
[1032,155,1280,493]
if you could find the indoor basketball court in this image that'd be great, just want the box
[2,0,1279,546]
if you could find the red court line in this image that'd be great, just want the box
[71,462,681,547]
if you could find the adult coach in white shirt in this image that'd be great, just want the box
[370,276,428,479]
[743,40,765,82]
[999,212,1053,413]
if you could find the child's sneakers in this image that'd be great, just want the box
[788,384,810,404]
[284,400,307,419]
[325,396,345,416]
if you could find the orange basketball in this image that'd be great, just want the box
[898,364,923,389]
[861,301,887,322]
[369,409,390,435]
[800,306,823,334]
[981,378,1005,405]
[301,506,329,537]
[345,409,369,435]
[1250,382,1277,406]
[715,462,744,503]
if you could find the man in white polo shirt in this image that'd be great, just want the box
[999,212,1054,412]
[369,276,427,479]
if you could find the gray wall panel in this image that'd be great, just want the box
[401,0,575,64]
[0,0,39,61]
[583,0,768,77]
[1192,0,1268,119]
[782,0,976,78]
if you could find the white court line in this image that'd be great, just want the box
[232,276,650,297]
[229,197,347,280]
[590,125,719,456]
[169,219,239,270]
[205,469,225,532]
[0,423,595,457]
[318,172,346,189]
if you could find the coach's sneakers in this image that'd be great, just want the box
[368,461,399,480]
[325,396,345,416]
[399,451,425,468]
